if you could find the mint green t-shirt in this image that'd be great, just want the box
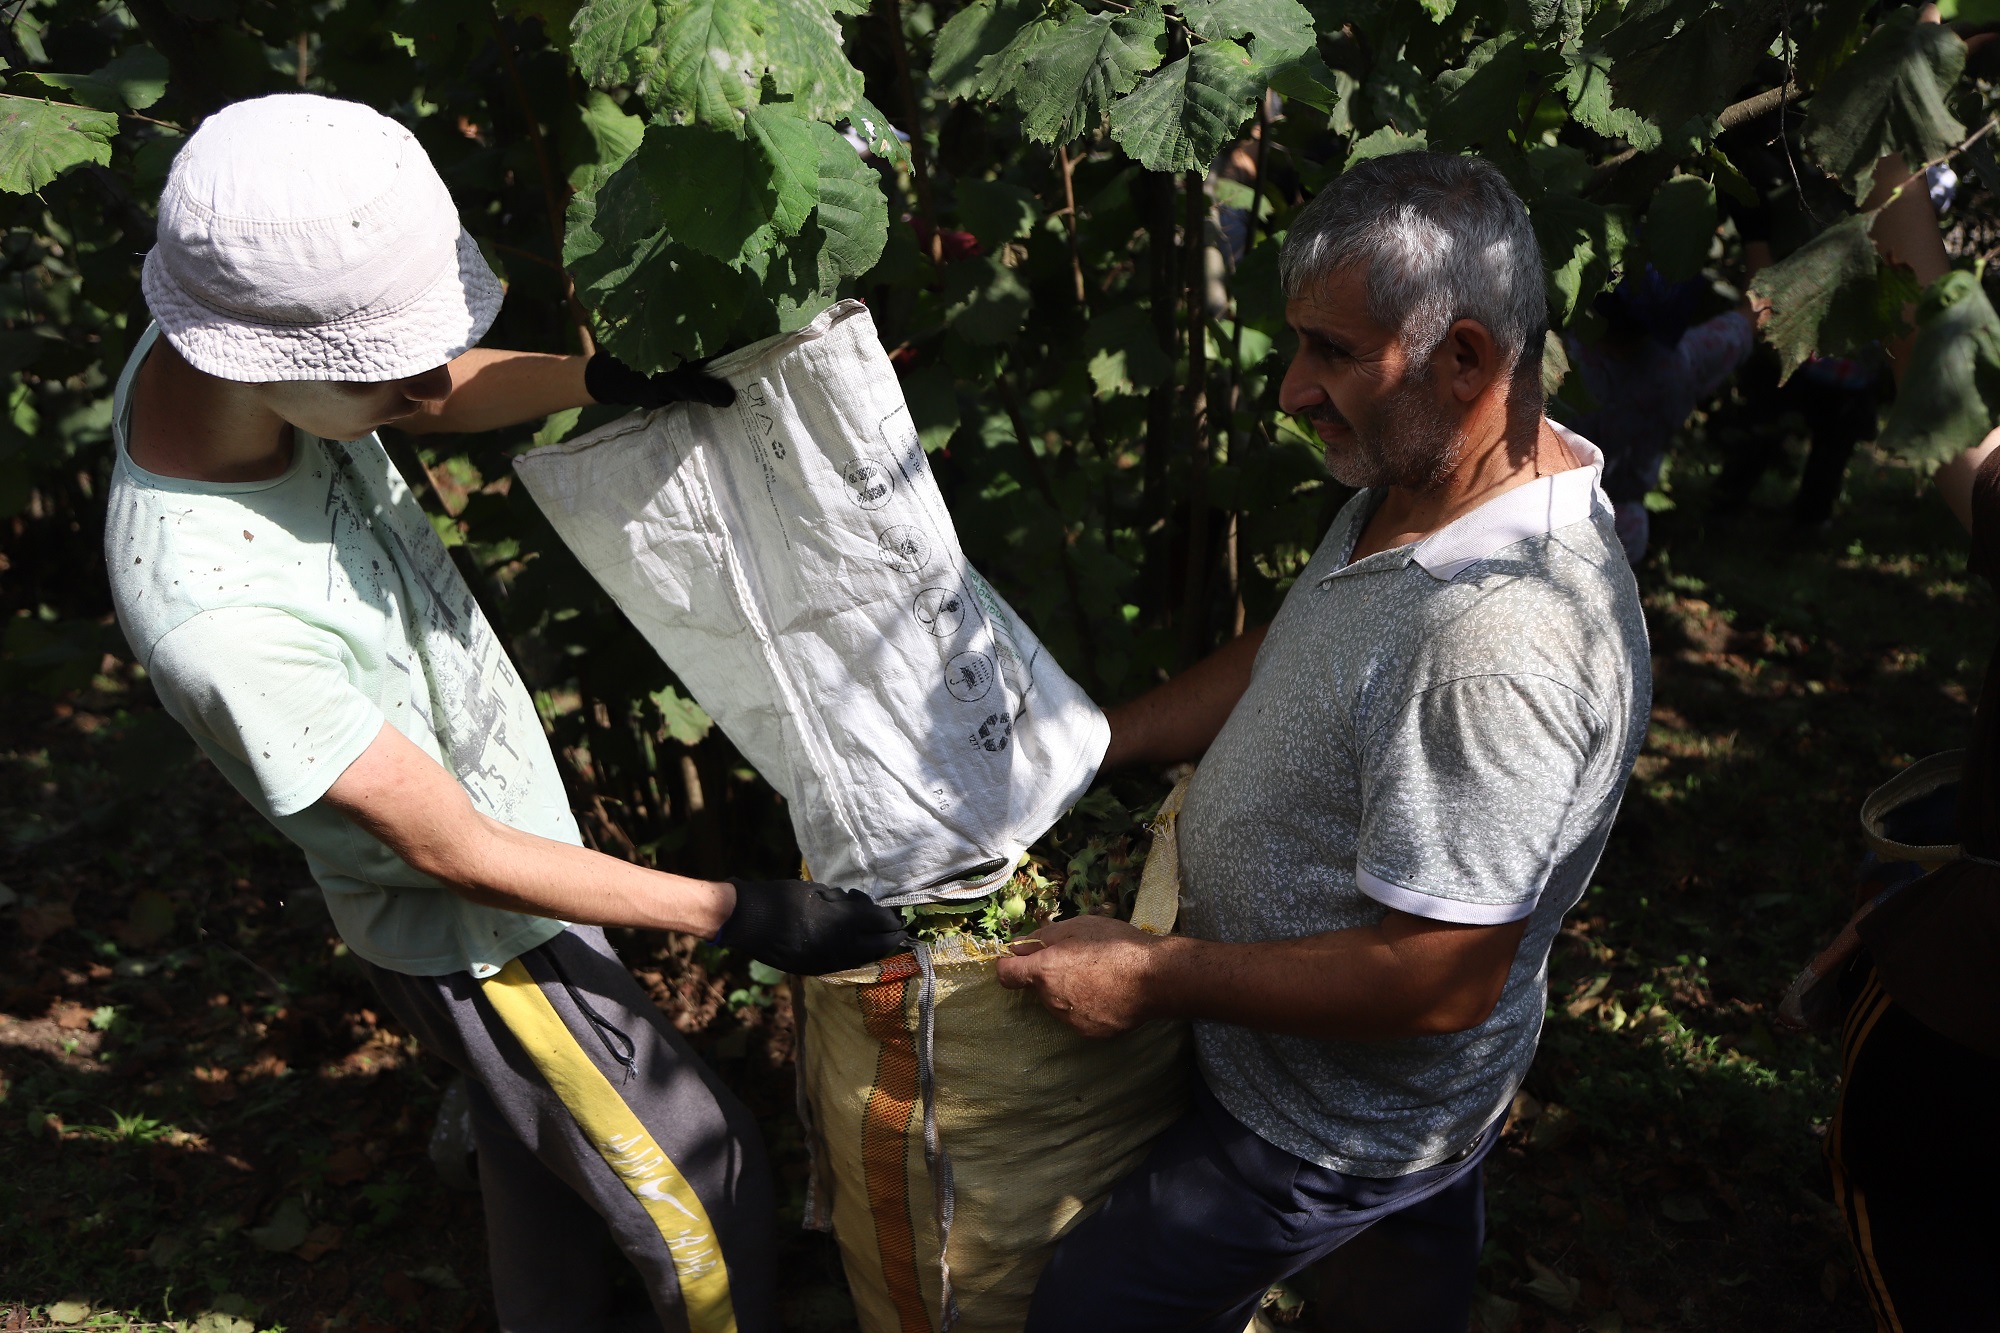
[103,326,570,977]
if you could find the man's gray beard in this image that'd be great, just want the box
[1322,370,1461,490]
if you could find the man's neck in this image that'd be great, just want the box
[128,340,296,484]
[1350,403,1579,563]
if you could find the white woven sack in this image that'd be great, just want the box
[513,300,1108,904]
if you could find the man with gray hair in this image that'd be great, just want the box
[998,151,1650,1329]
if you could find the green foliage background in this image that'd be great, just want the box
[5,0,1999,872]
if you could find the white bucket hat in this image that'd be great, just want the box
[142,93,503,383]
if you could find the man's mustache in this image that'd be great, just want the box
[1303,404,1350,430]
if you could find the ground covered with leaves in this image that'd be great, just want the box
[3,432,1983,1332]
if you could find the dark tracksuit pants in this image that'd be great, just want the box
[1025,1080,1497,1333]
[367,925,777,1333]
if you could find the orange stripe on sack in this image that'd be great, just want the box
[858,955,929,1333]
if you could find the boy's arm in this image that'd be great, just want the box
[397,349,738,436]
[1862,5,1950,390]
[397,349,592,436]
[323,720,908,971]
[325,717,734,932]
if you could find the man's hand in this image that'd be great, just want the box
[994,915,1175,1038]
[717,880,911,975]
[585,351,736,410]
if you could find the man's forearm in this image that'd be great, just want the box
[999,908,1528,1041]
[401,348,593,436]
[1143,915,1524,1040]
[1102,624,1267,769]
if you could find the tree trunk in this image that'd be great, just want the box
[1143,170,1179,629]
[1178,170,1212,665]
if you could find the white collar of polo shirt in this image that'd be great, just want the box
[1324,422,1609,585]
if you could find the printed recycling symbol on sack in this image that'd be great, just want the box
[975,711,1012,752]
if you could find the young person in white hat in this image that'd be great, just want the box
[106,91,909,1333]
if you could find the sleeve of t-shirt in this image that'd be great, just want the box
[1355,674,1605,925]
[1679,310,1755,400]
[147,607,386,817]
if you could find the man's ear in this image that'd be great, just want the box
[1439,318,1498,403]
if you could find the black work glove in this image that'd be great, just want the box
[716,879,912,975]
[584,350,737,409]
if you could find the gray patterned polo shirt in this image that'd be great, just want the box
[1177,428,1651,1177]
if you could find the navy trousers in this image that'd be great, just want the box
[1025,1081,1496,1333]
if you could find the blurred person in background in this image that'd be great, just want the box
[1561,258,1763,563]
[1711,132,1958,530]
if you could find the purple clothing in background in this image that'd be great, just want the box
[1566,309,1754,561]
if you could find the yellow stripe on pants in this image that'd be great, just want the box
[483,958,738,1333]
